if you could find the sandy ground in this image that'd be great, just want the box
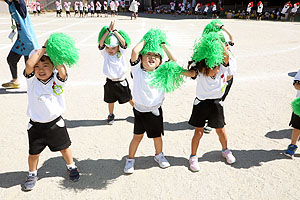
[0,11,300,200]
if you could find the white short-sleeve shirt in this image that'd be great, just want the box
[257,4,263,13]
[195,65,229,100]
[294,70,300,98]
[25,71,67,123]
[246,5,251,12]
[281,4,290,14]
[291,4,299,13]
[131,61,165,111]
[100,46,128,80]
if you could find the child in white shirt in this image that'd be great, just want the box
[183,31,236,172]
[22,36,80,190]
[124,28,177,174]
[98,21,133,125]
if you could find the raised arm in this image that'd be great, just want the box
[99,21,115,47]
[131,40,145,62]
[161,44,177,62]
[215,23,234,43]
[25,48,46,75]
[57,64,67,80]
[113,30,126,47]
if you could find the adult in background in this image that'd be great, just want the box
[2,0,38,89]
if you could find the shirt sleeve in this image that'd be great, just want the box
[23,69,35,86]
[227,52,237,76]
[54,71,68,87]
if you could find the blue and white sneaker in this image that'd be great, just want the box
[284,144,298,158]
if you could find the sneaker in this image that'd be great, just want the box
[23,174,38,191]
[154,152,170,168]
[284,144,298,158]
[68,167,80,182]
[222,149,236,164]
[107,114,115,125]
[2,81,20,89]
[189,156,200,172]
[203,126,212,134]
[124,158,135,174]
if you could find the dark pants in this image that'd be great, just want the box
[7,50,28,79]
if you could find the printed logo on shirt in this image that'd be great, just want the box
[52,81,63,95]
[117,51,121,59]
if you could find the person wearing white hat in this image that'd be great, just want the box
[98,21,133,125]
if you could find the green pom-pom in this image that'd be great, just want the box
[292,97,300,117]
[46,33,79,68]
[98,26,109,44]
[202,19,224,35]
[192,32,224,69]
[149,61,185,93]
[118,30,131,47]
[140,28,168,58]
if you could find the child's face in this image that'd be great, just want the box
[141,52,162,71]
[207,66,220,77]
[34,56,54,81]
[105,46,119,55]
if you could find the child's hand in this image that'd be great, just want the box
[109,20,115,31]
[214,23,222,29]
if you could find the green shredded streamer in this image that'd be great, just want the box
[98,26,109,44]
[292,97,300,117]
[118,30,131,47]
[202,19,224,35]
[192,32,224,69]
[46,33,79,68]
[149,61,185,93]
[140,28,168,58]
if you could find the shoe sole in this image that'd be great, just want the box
[283,152,294,158]
[154,157,170,169]
[107,120,114,125]
[189,166,200,172]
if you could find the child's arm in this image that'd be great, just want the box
[131,40,145,62]
[25,48,46,75]
[161,43,177,62]
[182,69,197,78]
[113,30,126,47]
[57,65,67,80]
[99,21,115,47]
[215,23,234,44]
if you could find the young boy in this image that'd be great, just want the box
[124,29,176,174]
[284,69,300,158]
[98,21,133,125]
[23,42,79,191]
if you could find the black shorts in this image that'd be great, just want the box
[246,12,250,16]
[27,116,71,155]
[80,10,83,14]
[133,107,164,138]
[75,10,78,13]
[189,98,225,128]
[257,12,262,17]
[66,11,70,14]
[104,78,132,104]
[280,13,286,17]
[97,10,100,13]
[91,10,94,14]
[289,112,300,130]
[291,12,296,17]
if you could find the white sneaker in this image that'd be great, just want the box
[154,152,170,168]
[124,158,135,174]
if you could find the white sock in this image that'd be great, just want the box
[66,162,77,170]
[28,170,37,176]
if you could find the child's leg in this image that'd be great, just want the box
[108,102,114,114]
[60,147,74,165]
[291,128,300,145]
[153,136,163,155]
[191,127,204,155]
[28,154,40,172]
[128,134,144,158]
[215,127,228,150]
